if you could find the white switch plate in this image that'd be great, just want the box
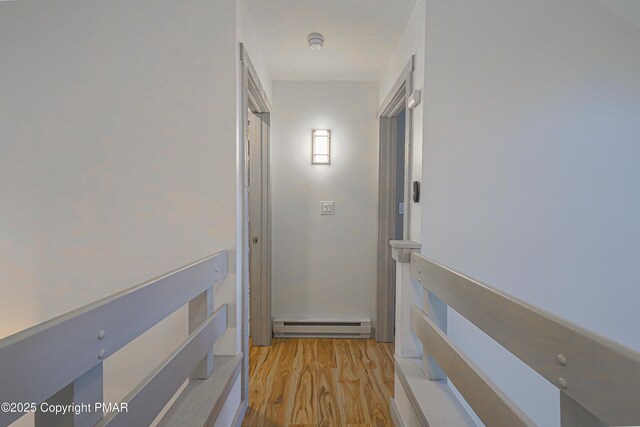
[320,201,335,215]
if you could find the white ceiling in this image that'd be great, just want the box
[243,0,418,81]
[599,0,640,27]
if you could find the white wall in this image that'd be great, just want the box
[271,81,379,323]
[237,0,272,100]
[421,0,640,425]
[379,0,425,242]
[0,0,240,425]
[600,0,640,27]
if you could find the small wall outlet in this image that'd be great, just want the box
[320,201,335,215]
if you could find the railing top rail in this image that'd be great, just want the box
[0,250,228,426]
[410,252,640,426]
[0,251,226,347]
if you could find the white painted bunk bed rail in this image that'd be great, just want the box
[0,250,235,427]
[391,243,640,427]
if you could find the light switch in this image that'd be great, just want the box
[320,201,335,215]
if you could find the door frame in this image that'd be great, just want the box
[376,55,415,342]
[247,111,271,347]
[239,43,271,405]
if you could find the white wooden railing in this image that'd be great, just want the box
[0,250,234,427]
[391,242,640,427]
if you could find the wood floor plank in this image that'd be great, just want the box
[250,344,270,376]
[363,339,383,370]
[362,368,394,427]
[248,341,283,426]
[372,343,395,396]
[317,339,337,369]
[317,367,342,427]
[249,345,257,375]
[338,380,370,425]
[349,339,375,369]
[382,342,394,363]
[290,340,317,425]
[263,339,298,425]
[244,338,395,427]
[335,339,360,383]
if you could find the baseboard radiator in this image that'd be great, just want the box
[273,319,372,338]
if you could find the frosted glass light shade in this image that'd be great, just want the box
[312,129,331,164]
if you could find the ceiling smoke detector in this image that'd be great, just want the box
[307,32,324,51]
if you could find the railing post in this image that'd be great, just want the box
[560,392,606,427]
[390,241,423,358]
[35,363,104,427]
[189,286,214,379]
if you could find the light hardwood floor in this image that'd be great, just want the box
[242,338,395,427]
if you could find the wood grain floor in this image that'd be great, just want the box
[242,338,395,427]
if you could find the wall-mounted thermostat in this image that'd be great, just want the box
[412,181,420,203]
[320,201,335,215]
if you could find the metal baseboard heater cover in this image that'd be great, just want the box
[273,319,372,338]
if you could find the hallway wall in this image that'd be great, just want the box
[421,0,640,425]
[0,1,243,425]
[237,0,272,100]
[271,81,379,324]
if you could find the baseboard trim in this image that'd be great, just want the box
[390,398,406,427]
[231,399,247,427]
[395,358,431,427]
[395,356,475,427]
[158,355,242,427]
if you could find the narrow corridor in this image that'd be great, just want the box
[243,339,395,426]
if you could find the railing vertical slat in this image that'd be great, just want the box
[414,259,448,381]
[35,363,104,427]
[189,287,215,379]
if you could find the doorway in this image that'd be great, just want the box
[240,43,272,410]
[376,56,414,342]
[394,109,407,241]
[247,109,271,348]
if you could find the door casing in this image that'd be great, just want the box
[376,55,415,343]
[239,43,271,408]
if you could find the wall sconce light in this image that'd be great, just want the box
[312,129,331,164]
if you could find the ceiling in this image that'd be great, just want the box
[243,0,418,81]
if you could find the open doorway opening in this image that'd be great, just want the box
[376,56,415,342]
